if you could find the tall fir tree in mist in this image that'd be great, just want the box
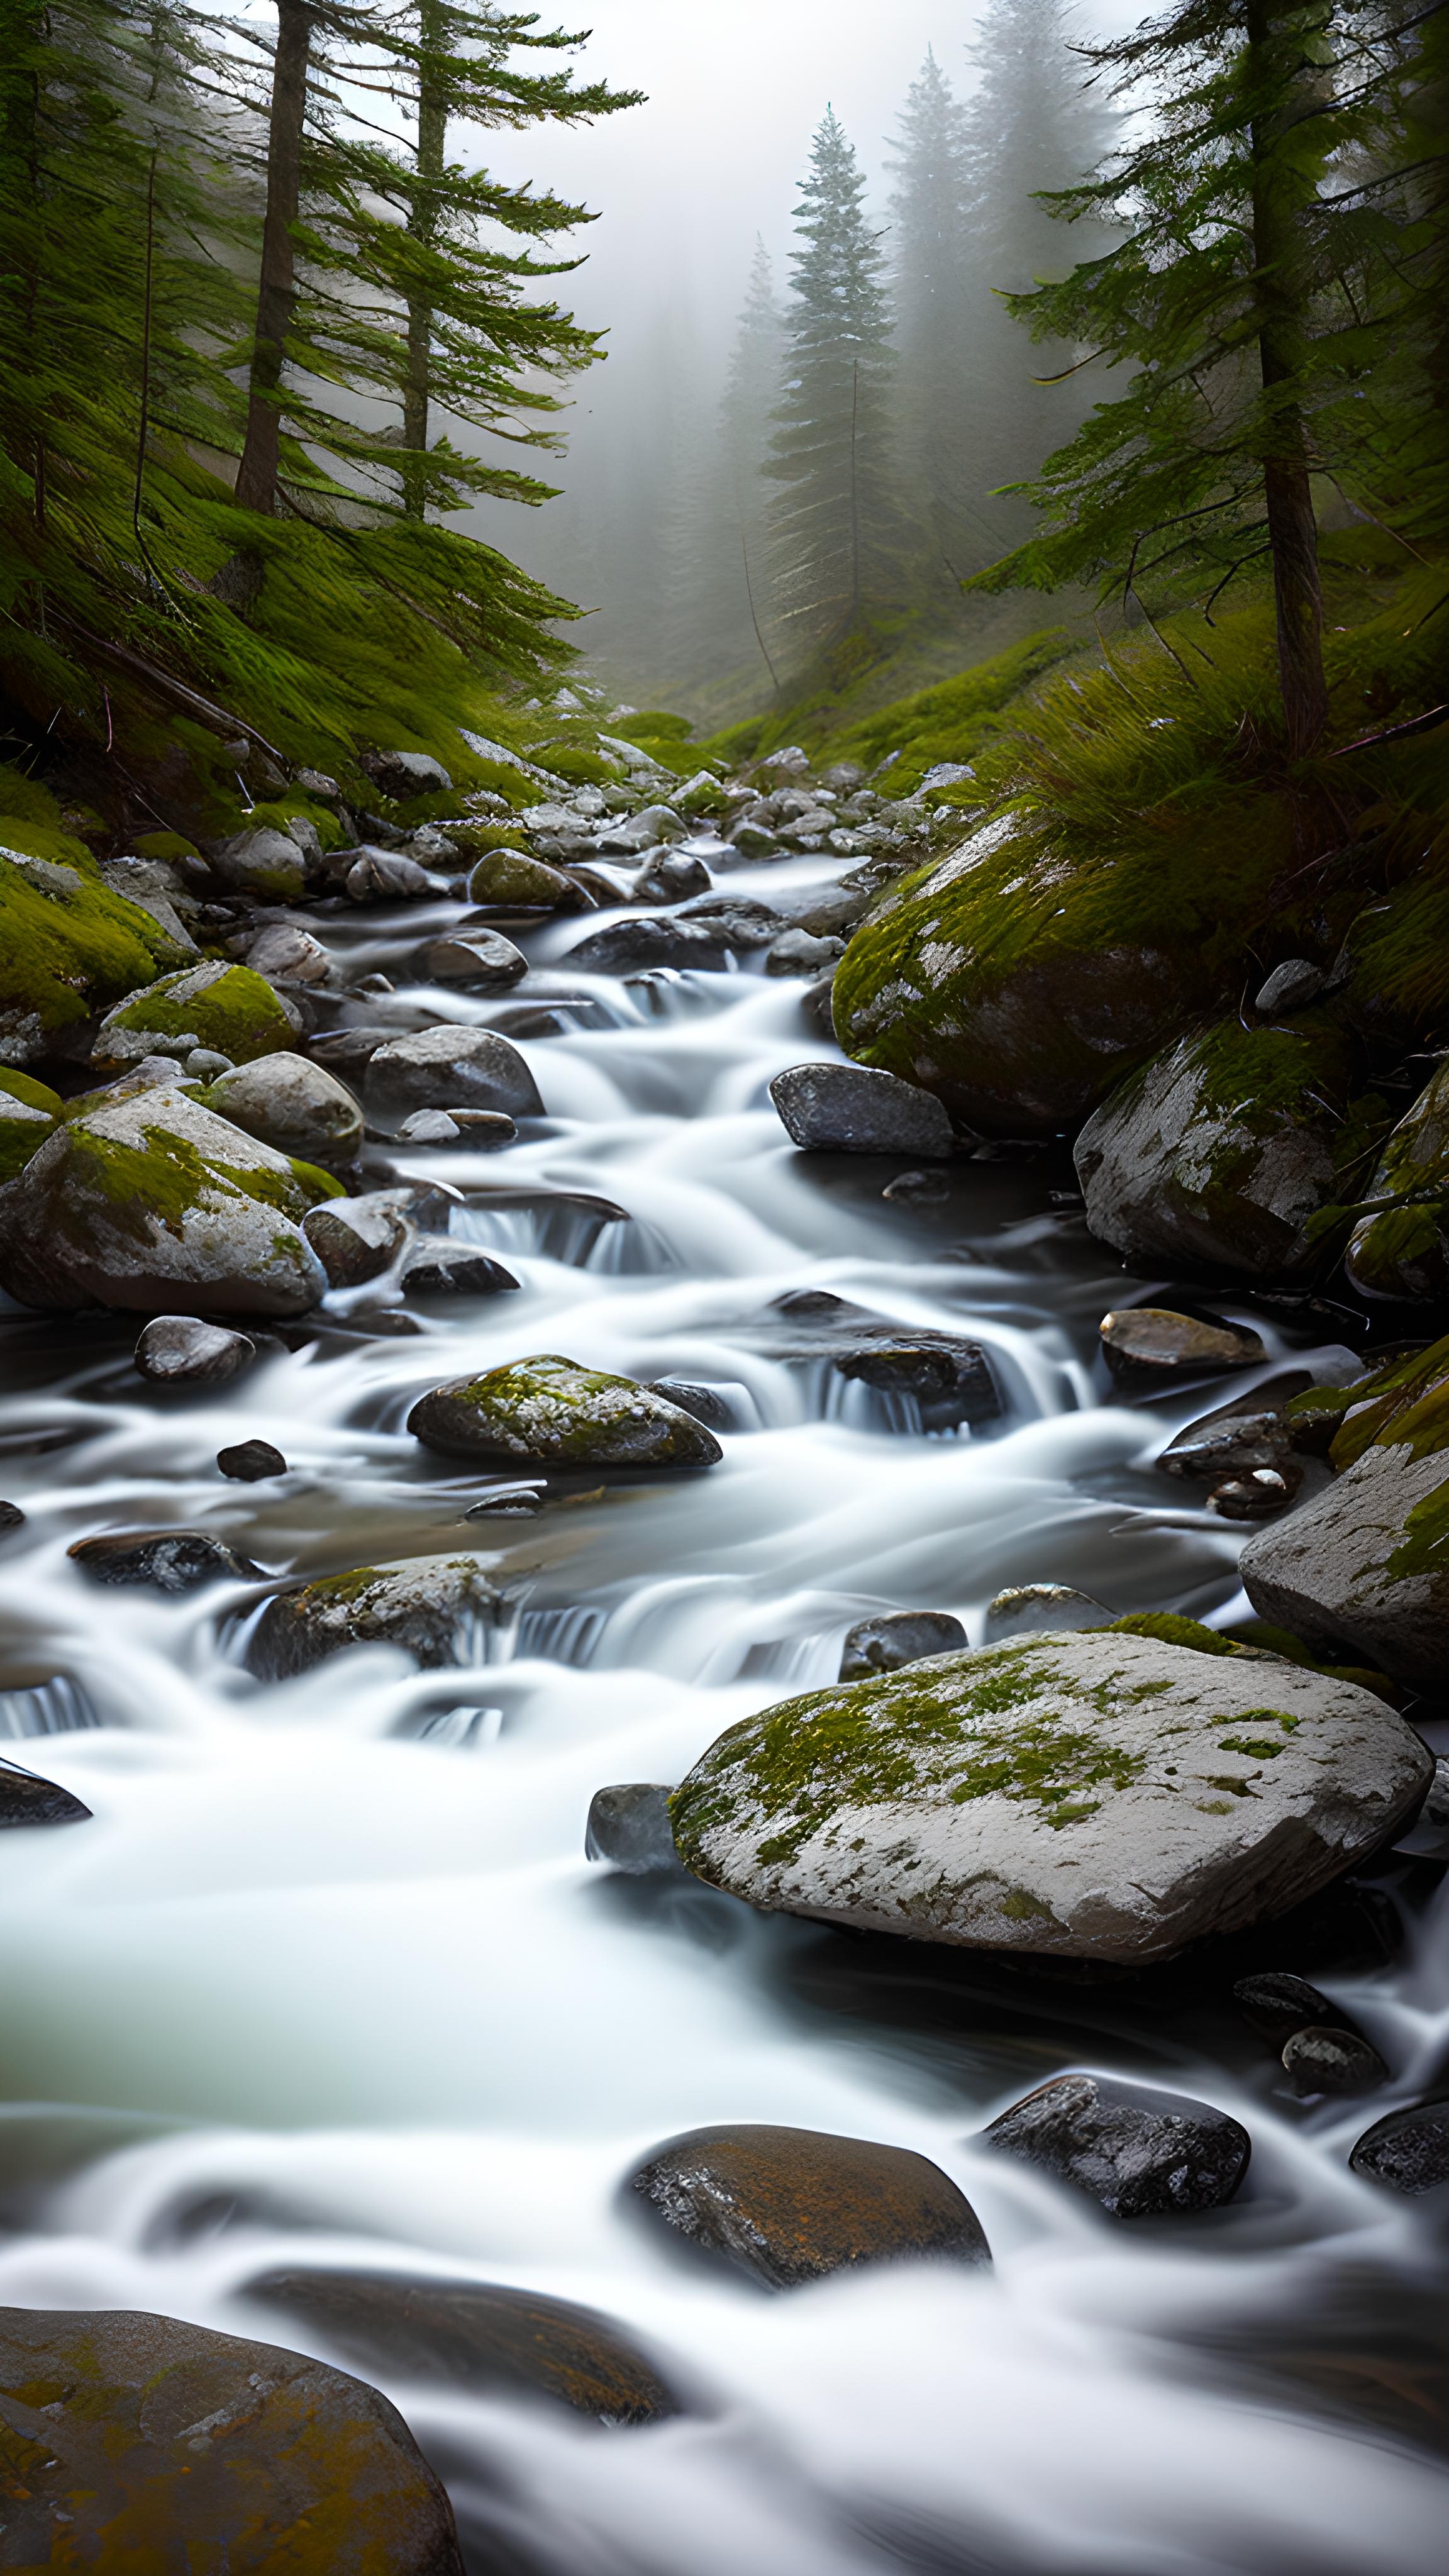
[715,239,787,686]
[886,53,976,577]
[767,108,901,658]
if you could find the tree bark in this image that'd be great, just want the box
[1246,0,1328,761]
[233,0,313,516]
[402,0,447,521]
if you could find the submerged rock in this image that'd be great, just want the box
[982,1584,1111,1642]
[1350,2102,1449,2194]
[364,1025,543,1128]
[630,2124,987,2288]
[218,1439,287,1482]
[1075,1018,1374,1279]
[245,2268,680,2426]
[1345,1062,1449,1302]
[247,1554,501,1679]
[983,2074,1250,2217]
[70,1530,262,1591]
[133,1314,257,1385]
[1281,2024,1388,2097]
[838,1610,966,1680]
[770,1062,954,1158]
[0,1086,335,1316]
[94,962,298,1069]
[0,1067,61,1182]
[202,1051,364,1170]
[0,1762,91,1826]
[1099,1308,1265,1377]
[586,1783,681,1874]
[669,1631,1432,1965]
[408,1356,723,1469]
[1233,1970,1357,2043]
[0,2304,464,2570]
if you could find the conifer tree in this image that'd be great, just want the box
[886,53,976,570]
[717,240,787,684]
[766,108,901,655]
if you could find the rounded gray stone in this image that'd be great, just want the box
[364,1025,543,1128]
[769,1063,954,1158]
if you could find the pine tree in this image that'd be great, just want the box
[971,0,1448,758]
[711,240,787,689]
[766,108,901,657]
[886,53,975,572]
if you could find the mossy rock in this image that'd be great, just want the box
[0,836,186,1065]
[95,962,298,1069]
[670,1629,1430,1962]
[0,1065,62,1181]
[408,1354,723,1468]
[0,1084,335,1316]
[0,2304,463,2571]
[1074,1015,1384,1278]
[247,1554,502,1679]
[1345,1062,1449,1301]
[466,848,582,910]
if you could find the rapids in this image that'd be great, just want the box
[0,841,1445,2574]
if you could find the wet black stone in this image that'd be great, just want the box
[647,1379,733,1429]
[218,1440,288,1482]
[1233,1971,1358,2045]
[0,1761,91,1827]
[838,1610,966,1681]
[1282,2025,1389,2097]
[69,1531,264,1592]
[1158,1411,1293,1480]
[569,917,728,974]
[586,1784,680,1875]
[0,1502,24,1535]
[1350,2101,1449,2195]
[834,1337,998,1431]
[982,2072,1250,2218]
[401,1240,519,1297]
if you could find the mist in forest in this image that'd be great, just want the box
[465,0,1132,721]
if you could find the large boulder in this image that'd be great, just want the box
[1241,1339,1449,1688]
[630,2124,988,2287]
[769,1062,955,1158]
[247,1554,501,1679]
[0,841,186,1065]
[0,1066,61,1180]
[669,1629,1431,1965]
[203,1052,364,1170]
[1075,1017,1375,1279]
[94,963,298,1069]
[0,2304,462,2570]
[0,1085,336,1316]
[1345,1061,1449,1301]
[364,1025,543,1130]
[409,1355,723,1468]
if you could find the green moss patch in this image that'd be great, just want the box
[0,833,185,1057]
[99,963,295,1065]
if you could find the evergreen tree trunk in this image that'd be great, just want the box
[233,0,313,517]
[402,0,446,521]
[1246,0,1328,760]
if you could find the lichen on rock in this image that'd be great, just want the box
[408,1354,724,1468]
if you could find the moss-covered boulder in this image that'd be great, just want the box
[0,1065,62,1181]
[1344,1062,1449,1301]
[0,841,186,1065]
[1242,1339,1449,1687]
[95,962,299,1069]
[669,1630,1430,1963]
[0,1085,338,1316]
[1074,1016,1380,1277]
[408,1355,723,1468]
[0,2304,463,2571]
[247,1554,501,1679]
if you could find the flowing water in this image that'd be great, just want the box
[2,842,1448,2573]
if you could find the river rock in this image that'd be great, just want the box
[1350,2102,1449,2194]
[202,1051,364,1169]
[1075,1018,1367,1278]
[247,1553,501,1679]
[1233,1972,1358,2043]
[586,1782,681,1874]
[211,825,309,901]
[394,1107,514,1146]
[633,850,711,904]
[246,2270,679,2426]
[679,894,781,948]
[770,1062,955,1158]
[0,841,186,1067]
[0,1762,92,1826]
[219,1439,287,1481]
[304,1192,412,1287]
[0,2303,463,2569]
[247,921,333,985]
[1345,1062,1449,1302]
[134,1315,257,1385]
[982,2074,1250,2217]
[982,1584,1111,1641]
[419,928,528,989]
[363,747,452,801]
[70,1530,262,1591]
[0,1067,61,1182]
[1209,1465,1301,1518]
[467,849,587,909]
[567,916,728,974]
[401,1236,519,1296]
[0,1086,334,1316]
[630,2124,988,2288]
[881,1166,949,1206]
[599,803,686,855]
[345,849,434,902]
[94,962,298,1068]
[839,1610,967,1680]
[1100,1307,1265,1377]
[1158,1408,1294,1479]
[408,1356,723,1469]
[364,1025,543,1128]
[97,855,200,952]
[1281,2025,1388,2097]
[767,929,847,978]
[835,1335,997,1430]
[0,1502,23,1534]
[1255,958,1328,1014]
[669,1631,1433,1965]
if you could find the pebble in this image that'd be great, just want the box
[133,1316,257,1386]
[218,1440,287,1482]
[1350,2101,1449,2194]
[1232,1971,1356,2044]
[394,1108,516,1146]
[1100,1307,1267,1376]
[630,2124,989,2288]
[1281,2025,1389,2097]
[838,1609,966,1680]
[983,2072,1250,2217]
[1255,958,1327,1014]
[1208,1466,1301,1518]
[585,1783,680,1874]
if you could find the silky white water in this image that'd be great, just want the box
[1,857,1446,2574]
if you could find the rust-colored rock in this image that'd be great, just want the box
[630,2123,988,2289]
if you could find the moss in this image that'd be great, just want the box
[0,1066,61,1180]
[1387,1479,1449,1586]
[446,1357,670,1461]
[1328,1335,1449,1468]
[248,795,346,853]
[101,964,294,1065]
[133,830,201,863]
[1100,1613,1238,1657]
[57,1116,325,1248]
[0,835,184,1053]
